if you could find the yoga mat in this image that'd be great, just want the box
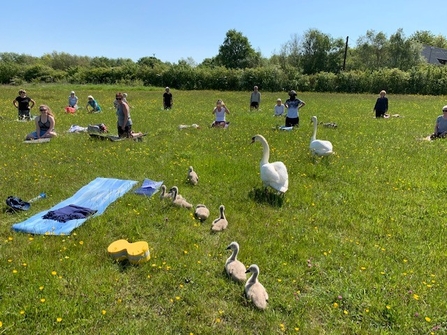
[12,177,137,235]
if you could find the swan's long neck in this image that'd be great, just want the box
[160,186,166,198]
[248,270,259,284]
[171,188,177,201]
[230,247,238,261]
[259,139,270,165]
[311,119,318,142]
[220,206,226,220]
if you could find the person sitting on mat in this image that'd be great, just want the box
[25,105,57,140]
[86,95,102,113]
[212,99,230,128]
[68,91,79,109]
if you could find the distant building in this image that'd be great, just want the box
[421,45,447,65]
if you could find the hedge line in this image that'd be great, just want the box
[1,63,447,95]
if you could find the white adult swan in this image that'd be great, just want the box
[310,116,333,157]
[251,134,288,194]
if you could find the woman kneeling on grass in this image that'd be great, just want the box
[212,99,230,128]
[25,105,57,140]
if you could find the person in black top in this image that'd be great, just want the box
[373,90,388,118]
[13,89,36,120]
[163,87,173,110]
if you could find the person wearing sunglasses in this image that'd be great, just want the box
[430,105,447,140]
[13,89,36,120]
[115,92,132,138]
[25,105,57,140]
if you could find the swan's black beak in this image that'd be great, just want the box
[245,269,250,273]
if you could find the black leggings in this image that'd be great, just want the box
[285,117,299,127]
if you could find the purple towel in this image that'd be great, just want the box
[42,204,97,223]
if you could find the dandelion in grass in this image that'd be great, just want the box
[40,298,45,303]
[51,271,57,276]
[39,286,44,291]
[79,241,84,245]
[333,302,339,308]
[215,318,221,323]
[413,294,419,300]
[294,327,299,331]
[8,237,13,241]
[361,266,366,271]
[386,305,391,310]
[12,269,17,274]
[29,237,34,241]
[175,296,181,300]
[425,316,431,322]
[0,321,2,327]
[343,310,349,315]
[20,310,25,315]
[56,317,62,322]
[8,259,12,263]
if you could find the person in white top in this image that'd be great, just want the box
[274,98,285,116]
[212,99,230,127]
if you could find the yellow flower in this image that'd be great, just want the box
[333,302,339,308]
[40,298,46,303]
[39,286,44,290]
[0,321,2,327]
[425,317,431,322]
[343,310,349,315]
[20,310,25,315]
[413,294,419,300]
[12,269,17,274]
[386,305,391,310]
[79,241,84,245]
[51,271,57,276]
[102,310,106,315]
[57,318,62,322]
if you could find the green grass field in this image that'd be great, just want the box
[1,85,447,334]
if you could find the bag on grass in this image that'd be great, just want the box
[87,123,108,134]
[6,196,30,211]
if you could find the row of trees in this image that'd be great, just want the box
[1,28,447,94]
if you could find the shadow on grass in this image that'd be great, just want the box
[248,187,284,207]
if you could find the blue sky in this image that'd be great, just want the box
[1,0,444,64]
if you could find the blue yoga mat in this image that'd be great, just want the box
[134,179,163,197]
[12,177,137,235]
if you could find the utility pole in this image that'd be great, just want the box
[342,36,349,71]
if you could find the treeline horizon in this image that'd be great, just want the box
[1,28,447,95]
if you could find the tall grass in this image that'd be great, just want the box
[1,85,447,334]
